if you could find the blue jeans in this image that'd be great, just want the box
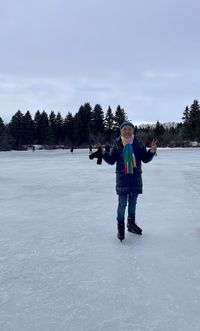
[117,193,138,223]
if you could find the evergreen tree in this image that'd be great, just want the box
[91,104,104,139]
[9,110,24,148]
[182,105,190,122]
[0,118,9,150]
[55,112,64,144]
[49,111,57,144]
[0,117,5,131]
[0,117,5,147]
[114,105,127,134]
[63,112,74,145]
[182,100,200,141]
[0,125,13,151]
[182,106,191,140]
[104,106,114,142]
[22,111,35,145]
[74,103,92,146]
[34,110,41,144]
[190,100,200,141]
[34,110,49,144]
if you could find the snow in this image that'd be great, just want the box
[0,148,200,331]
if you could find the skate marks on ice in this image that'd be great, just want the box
[0,149,200,331]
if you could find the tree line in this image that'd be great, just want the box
[0,100,200,151]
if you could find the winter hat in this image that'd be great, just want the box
[120,121,134,130]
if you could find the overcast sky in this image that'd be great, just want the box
[0,0,199,124]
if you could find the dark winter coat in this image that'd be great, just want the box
[103,137,155,195]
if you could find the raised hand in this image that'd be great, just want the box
[150,138,158,153]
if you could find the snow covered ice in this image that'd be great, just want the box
[0,148,200,331]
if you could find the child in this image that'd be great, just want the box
[101,121,157,241]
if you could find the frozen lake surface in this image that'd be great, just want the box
[0,148,200,331]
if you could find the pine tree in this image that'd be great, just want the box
[182,100,200,142]
[91,104,104,140]
[34,110,49,145]
[49,111,57,145]
[0,117,5,131]
[55,112,64,144]
[182,106,190,122]
[104,106,114,142]
[0,118,10,151]
[9,110,24,148]
[182,106,191,140]
[34,110,41,144]
[22,111,35,145]
[190,100,200,141]
[114,105,127,134]
[0,125,13,151]
[74,103,92,146]
[63,112,74,146]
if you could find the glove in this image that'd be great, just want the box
[89,147,103,164]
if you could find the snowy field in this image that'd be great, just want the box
[0,148,200,331]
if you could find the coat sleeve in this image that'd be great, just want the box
[102,146,118,165]
[139,142,156,163]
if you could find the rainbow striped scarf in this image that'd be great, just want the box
[121,136,136,174]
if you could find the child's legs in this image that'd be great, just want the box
[128,193,138,219]
[117,194,128,223]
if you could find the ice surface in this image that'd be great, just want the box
[0,148,200,331]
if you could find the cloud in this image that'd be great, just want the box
[0,74,75,121]
[0,69,199,125]
[0,0,200,123]
[142,71,183,80]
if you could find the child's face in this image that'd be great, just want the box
[120,126,134,138]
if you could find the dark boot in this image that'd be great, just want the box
[117,222,125,242]
[127,217,142,235]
